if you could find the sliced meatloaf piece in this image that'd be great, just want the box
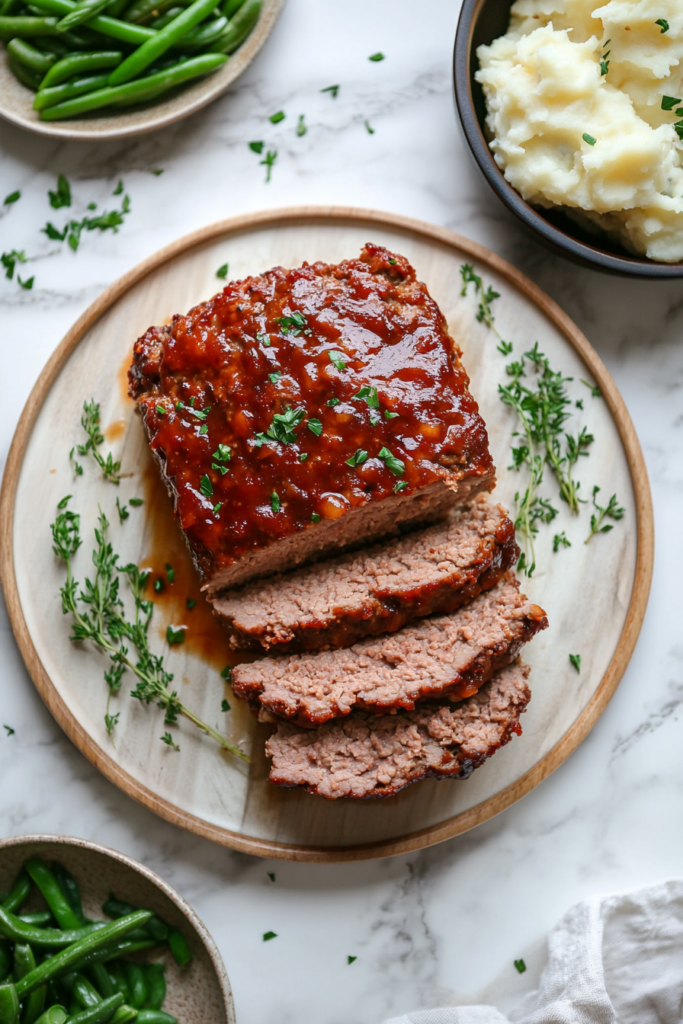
[212,496,519,653]
[265,659,531,799]
[129,243,495,595]
[231,573,547,725]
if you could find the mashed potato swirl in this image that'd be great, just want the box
[476,0,683,261]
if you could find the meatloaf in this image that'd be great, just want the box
[129,243,495,595]
[212,495,518,653]
[265,659,531,799]
[231,573,546,725]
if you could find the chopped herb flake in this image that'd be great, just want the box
[514,959,526,974]
[154,578,165,594]
[4,191,20,205]
[299,452,308,461]
[353,385,380,408]
[161,731,180,751]
[365,120,375,134]
[18,275,34,290]
[269,371,282,383]
[221,665,232,681]
[307,418,323,436]
[166,625,185,645]
[369,52,385,61]
[113,180,124,195]
[257,406,305,446]
[261,149,277,183]
[271,490,281,513]
[378,446,405,476]
[249,140,264,153]
[311,513,321,523]
[213,502,222,514]
[49,174,71,209]
[327,397,341,407]
[129,497,143,506]
[156,404,165,415]
[216,263,229,279]
[321,84,339,97]
[329,350,347,371]
[165,563,175,583]
[263,931,277,941]
[43,222,68,241]
[3,725,15,736]
[569,653,581,673]
[347,955,357,964]
[213,444,231,462]
[257,332,271,346]
[384,410,399,419]
[186,598,197,609]
[296,114,306,137]
[1,249,27,280]
[656,18,669,33]
[199,474,213,497]
[221,699,230,713]
[268,872,276,882]
[199,425,208,435]
[393,480,408,493]
[276,310,309,336]
[346,448,369,467]
[151,168,164,176]
[582,133,597,146]
[269,111,285,123]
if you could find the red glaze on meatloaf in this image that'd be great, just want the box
[129,244,495,594]
[231,573,547,725]
[212,496,519,653]
[265,660,531,799]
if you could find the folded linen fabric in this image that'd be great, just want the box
[384,879,683,1024]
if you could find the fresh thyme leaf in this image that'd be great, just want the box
[368,52,384,61]
[18,275,34,290]
[327,397,341,407]
[661,95,681,111]
[656,18,669,33]
[568,653,581,673]
[76,400,121,484]
[249,140,264,153]
[353,385,380,409]
[161,731,180,751]
[365,120,375,134]
[4,191,20,205]
[216,263,229,279]
[271,490,281,513]
[348,956,357,964]
[154,578,165,593]
[129,497,143,507]
[514,959,526,975]
[378,446,405,476]
[321,84,339,97]
[268,872,276,882]
[307,419,323,436]
[276,310,310,336]
[585,486,625,543]
[57,494,72,510]
[69,447,83,477]
[582,133,597,146]
[221,665,232,681]
[113,180,124,195]
[269,110,285,123]
[311,513,321,522]
[576,399,584,410]
[257,332,271,346]
[166,625,185,645]
[116,498,129,523]
[261,149,278,183]
[49,174,71,209]
[186,598,196,610]
[346,448,368,467]
[299,452,308,461]
[104,712,119,735]
[393,480,408,493]
[460,263,504,334]
[43,222,68,241]
[553,531,571,552]
[165,563,174,583]
[269,371,282,383]
[3,725,15,736]
[200,474,213,497]
[221,699,230,712]
[329,350,347,371]
[580,378,601,398]
[296,114,306,137]
[263,931,277,941]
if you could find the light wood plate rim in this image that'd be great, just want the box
[0,206,655,862]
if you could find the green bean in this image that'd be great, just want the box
[62,973,100,1009]
[102,966,128,1005]
[15,912,152,999]
[135,1012,176,1024]
[8,54,43,87]
[57,0,111,29]
[122,0,177,24]
[14,946,46,1024]
[1,873,31,917]
[33,1010,67,1024]
[46,980,68,1009]
[0,0,23,15]
[40,49,121,85]
[70,940,155,973]
[108,0,217,84]
[174,13,225,49]
[24,0,154,43]
[18,913,54,927]
[0,944,10,982]
[25,861,82,933]
[0,15,60,34]
[121,965,145,1010]
[103,0,128,17]
[33,34,70,53]
[87,965,114,1001]
[166,928,191,968]
[209,0,258,53]
[33,73,111,109]
[108,1009,136,1024]
[0,908,105,949]
[102,902,168,946]
[6,36,56,71]
[49,867,84,928]
[142,965,164,1011]
[64,993,123,1024]
[220,0,244,15]
[147,7,181,29]
[0,983,19,1024]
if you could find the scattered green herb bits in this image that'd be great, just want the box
[1,0,262,120]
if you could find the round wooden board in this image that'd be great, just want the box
[0,207,653,862]
[0,0,284,141]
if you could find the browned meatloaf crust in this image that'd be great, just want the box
[231,573,547,725]
[212,495,519,653]
[265,659,531,798]
[129,243,495,595]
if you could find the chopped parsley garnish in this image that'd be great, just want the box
[514,959,526,975]
[3,725,15,737]
[393,480,408,493]
[271,491,281,513]
[18,275,34,290]
[87,202,97,211]
[388,256,396,265]
[311,513,321,523]
[674,121,683,141]
[347,956,357,964]
[299,452,308,461]
[378,446,405,476]
[199,425,208,435]
[186,598,197,609]
[569,653,581,673]
[369,52,385,61]
[1,249,27,280]
[582,133,597,146]
[269,110,285,123]
[261,149,277,183]
[365,120,375,135]
[161,731,180,751]
[43,222,68,241]
[656,18,669,33]
[156,404,165,415]
[213,502,222,514]
[199,474,213,497]
[585,486,625,543]
[154,578,164,594]
[216,263,229,279]
[249,140,264,153]
[327,397,341,407]
[269,371,282,383]
[600,58,609,76]
[580,378,601,397]
[150,168,164,176]
[212,460,228,474]
[296,114,306,137]
[165,563,175,583]
[166,625,185,645]
[4,191,20,205]
[213,443,231,462]
[353,385,380,408]
[307,418,323,436]
[221,665,232,681]
[268,872,276,882]
[276,310,310,336]
[116,497,129,523]
[321,84,339,97]
[384,410,398,419]
[129,497,143,506]
[257,332,271,346]
[662,95,681,111]
[553,531,571,552]
[346,448,368,467]
[113,180,124,195]
[369,410,381,426]
[329,350,347,370]
[263,931,277,941]
[221,699,230,712]
[255,406,305,446]
[49,173,71,209]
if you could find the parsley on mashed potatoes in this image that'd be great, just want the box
[476,1,683,262]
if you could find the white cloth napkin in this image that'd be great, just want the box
[385,880,683,1024]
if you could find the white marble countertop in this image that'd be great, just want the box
[1,1,682,1021]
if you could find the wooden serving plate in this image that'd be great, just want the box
[0,207,653,861]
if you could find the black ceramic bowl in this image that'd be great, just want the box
[454,0,683,278]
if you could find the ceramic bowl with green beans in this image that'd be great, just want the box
[0,0,283,139]
[0,836,235,1024]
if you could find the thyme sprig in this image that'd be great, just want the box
[71,399,121,484]
[460,264,512,355]
[585,487,625,543]
[51,503,247,761]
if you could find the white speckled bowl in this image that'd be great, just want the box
[0,834,235,1023]
[0,0,283,141]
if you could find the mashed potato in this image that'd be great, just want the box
[476,0,683,261]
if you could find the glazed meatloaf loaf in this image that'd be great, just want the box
[212,496,518,653]
[265,659,531,799]
[129,243,495,595]
[231,573,547,725]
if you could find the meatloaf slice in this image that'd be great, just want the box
[265,659,531,799]
[129,243,495,595]
[231,573,547,725]
[212,496,519,653]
